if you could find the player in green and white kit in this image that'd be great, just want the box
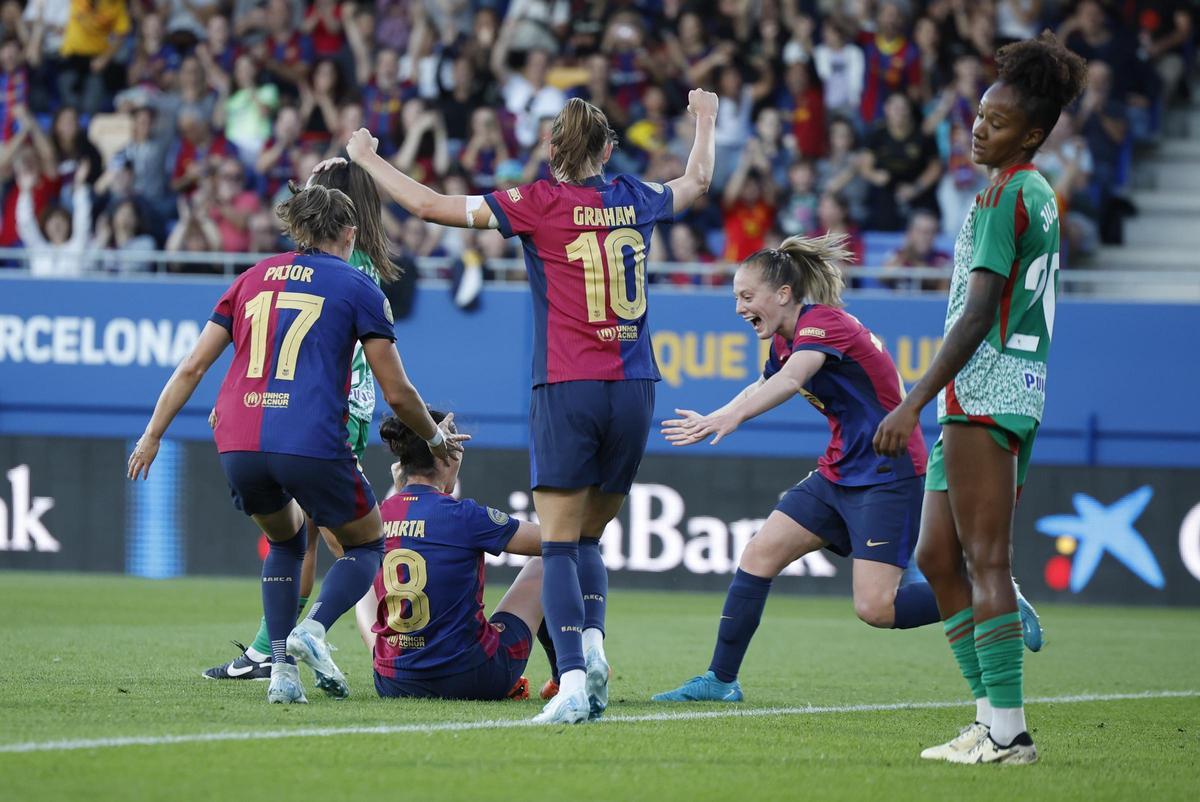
[204,160,400,680]
[873,32,1087,765]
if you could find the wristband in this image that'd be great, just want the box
[426,428,445,449]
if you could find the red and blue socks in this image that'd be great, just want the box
[709,568,772,683]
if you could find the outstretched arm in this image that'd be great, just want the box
[663,350,826,446]
[872,270,1006,456]
[666,89,718,214]
[347,128,497,230]
[128,322,232,479]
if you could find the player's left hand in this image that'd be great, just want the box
[127,434,161,480]
[308,157,348,184]
[662,408,739,446]
[872,403,919,458]
[428,412,471,465]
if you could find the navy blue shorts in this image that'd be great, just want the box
[219,451,376,528]
[774,472,924,568]
[529,379,655,495]
[373,613,532,701]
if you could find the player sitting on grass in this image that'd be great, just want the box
[652,234,1041,704]
[364,412,546,701]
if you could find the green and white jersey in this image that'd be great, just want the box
[938,164,1061,423]
[348,249,382,422]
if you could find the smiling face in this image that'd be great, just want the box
[971,82,1040,169]
[734,263,795,340]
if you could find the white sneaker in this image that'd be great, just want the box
[531,688,590,725]
[920,722,990,760]
[286,619,349,699]
[946,732,1039,765]
[584,647,609,720]
[267,663,307,704]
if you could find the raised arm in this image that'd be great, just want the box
[362,338,468,463]
[663,350,826,446]
[347,128,496,229]
[128,321,232,479]
[873,270,1006,456]
[666,88,718,214]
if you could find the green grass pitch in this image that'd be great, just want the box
[1,572,1197,801]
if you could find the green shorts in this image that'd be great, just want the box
[925,414,1039,492]
[347,415,371,460]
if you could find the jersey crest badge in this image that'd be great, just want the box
[644,181,665,194]
[507,187,523,203]
[487,507,510,526]
[383,299,394,325]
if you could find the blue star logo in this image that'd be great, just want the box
[1035,486,1164,592]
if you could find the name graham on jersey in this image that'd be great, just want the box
[573,205,638,228]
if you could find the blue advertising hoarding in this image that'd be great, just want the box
[1,274,1197,467]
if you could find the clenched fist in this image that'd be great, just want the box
[687,89,719,119]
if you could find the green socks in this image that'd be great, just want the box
[943,607,986,700]
[249,596,309,658]
[974,612,1025,710]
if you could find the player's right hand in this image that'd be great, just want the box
[208,408,217,429]
[346,128,379,163]
[687,89,718,119]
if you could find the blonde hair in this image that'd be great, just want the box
[275,184,356,253]
[744,233,851,307]
[549,98,615,184]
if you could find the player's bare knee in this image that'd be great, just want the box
[915,542,957,582]
[853,594,895,628]
[738,538,786,578]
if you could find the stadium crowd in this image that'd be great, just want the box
[1,0,1194,285]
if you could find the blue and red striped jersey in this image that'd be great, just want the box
[484,175,675,386]
[372,486,521,679]
[765,305,927,486]
[209,250,395,458]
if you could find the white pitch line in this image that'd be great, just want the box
[1,689,1195,755]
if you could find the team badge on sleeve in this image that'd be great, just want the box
[383,299,394,324]
[488,507,510,525]
[644,181,665,194]
[507,188,523,203]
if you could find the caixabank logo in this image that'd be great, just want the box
[1035,486,1164,593]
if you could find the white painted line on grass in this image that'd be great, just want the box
[1,689,1195,755]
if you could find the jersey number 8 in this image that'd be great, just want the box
[382,548,431,633]
[566,228,647,323]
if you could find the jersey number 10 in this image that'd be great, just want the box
[566,228,648,323]
[243,290,325,380]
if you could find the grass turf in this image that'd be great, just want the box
[0,572,1196,801]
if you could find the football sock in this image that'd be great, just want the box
[248,595,308,660]
[708,568,772,683]
[974,612,1026,744]
[308,539,385,633]
[262,522,307,665]
[578,537,607,637]
[891,580,941,629]
[541,542,586,675]
[536,620,560,683]
[976,697,994,728]
[943,607,986,701]
[559,668,586,697]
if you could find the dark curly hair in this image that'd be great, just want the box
[994,30,1088,152]
[380,409,450,478]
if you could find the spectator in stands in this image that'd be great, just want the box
[813,16,864,121]
[165,190,221,271]
[117,104,170,217]
[658,223,717,287]
[491,39,565,150]
[258,0,313,99]
[815,116,870,226]
[126,10,181,90]
[883,209,950,291]
[601,12,654,120]
[246,209,283,255]
[93,142,165,245]
[91,197,156,273]
[713,63,771,190]
[169,108,232,195]
[574,52,627,135]
[302,0,346,61]
[207,155,260,252]
[0,35,26,141]
[815,191,864,271]
[459,106,508,193]
[394,101,450,184]
[858,1,921,127]
[924,53,988,235]
[163,0,220,42]
[774,60,826,158]
[160,54,221,132]
[16,158,90,276]
[37,105,103,205]
[21,0,65,112]
[996,0,1043,45]
[722,140,779,264]
[256,104,302,198]
[195,13,236,89]
[913,14,950,105]
[666,10,727,88]
[361,48,408,156]
[298,58,341,151]
[222,53,278,161]
[57,0,130,115]
[1122,1,1194,108]
[861,92,942,231]
[778,159,821,239]
[1035,110,1100,261]
[1076,59,1129,244]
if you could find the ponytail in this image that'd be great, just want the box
[549,98,615,184]
[744,233,851,307]
[275,183,357,253]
